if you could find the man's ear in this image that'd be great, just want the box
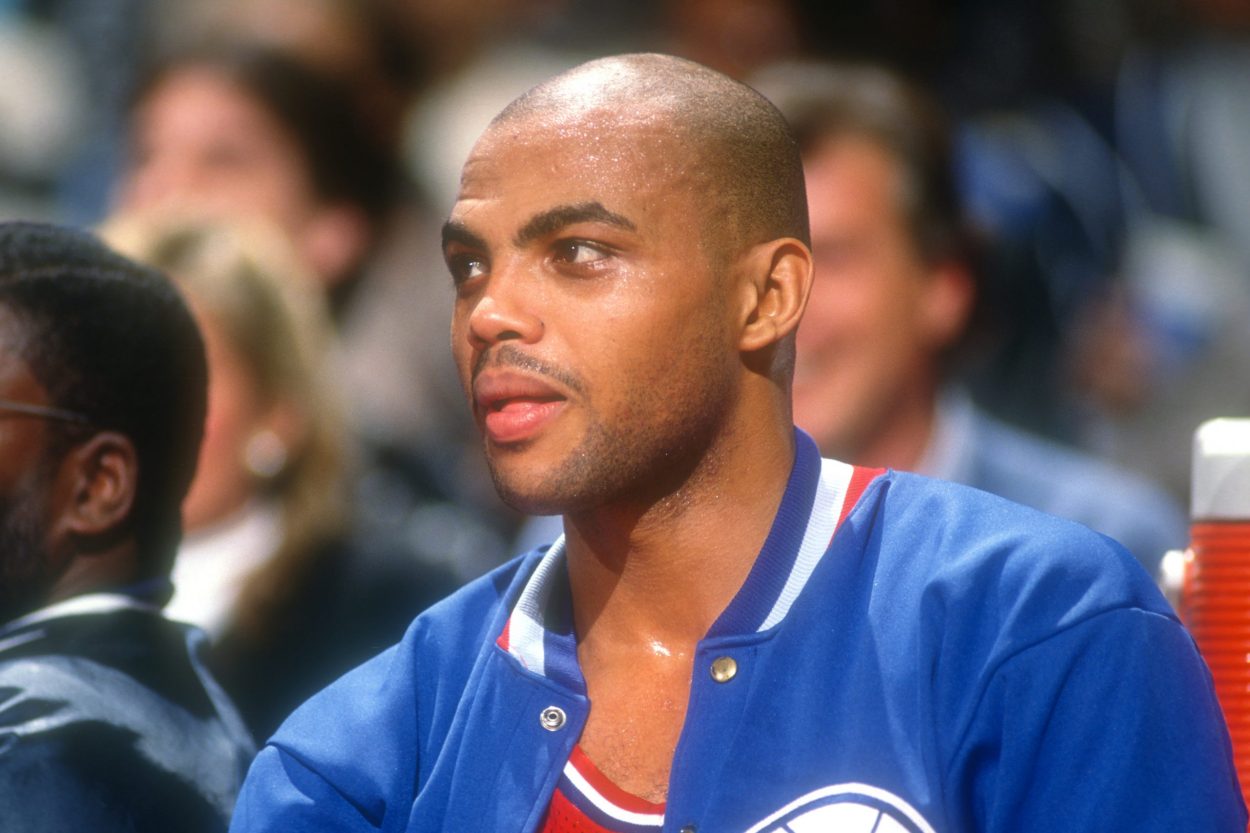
[58,432,138,540]
[737,237,814,353]
[918,259,975,350]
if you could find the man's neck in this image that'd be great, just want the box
[557,420,796,803]
[562,423,796,650]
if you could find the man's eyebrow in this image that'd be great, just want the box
[441,220,487,253]
[514,202,636,248]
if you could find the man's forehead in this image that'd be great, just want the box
[479,103,684,161]
[456,112,700,212]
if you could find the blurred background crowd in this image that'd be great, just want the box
[1,0,1247,734]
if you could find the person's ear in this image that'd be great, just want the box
[918,260,974,350]
[737,237,814,353]
[300,203,372,290]
[58,432,138,540]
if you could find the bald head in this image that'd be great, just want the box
[486,53,809,256]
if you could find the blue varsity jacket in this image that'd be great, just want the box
[230,431,1246,832]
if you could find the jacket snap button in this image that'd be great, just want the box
[710,656,737,683]
[539,706,567,731]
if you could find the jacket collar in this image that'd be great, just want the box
[497,429,884,686]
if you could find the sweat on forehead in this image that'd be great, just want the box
[482,53,811,251]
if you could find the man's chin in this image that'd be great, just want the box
[492,485,569,518]
[487,462,602,518]
[486,462,564,516]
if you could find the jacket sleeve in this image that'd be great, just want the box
[949,606,1247,832]
[229,744,383,831]
[228,642,422,833]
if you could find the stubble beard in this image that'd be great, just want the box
[0,479,52,626]
[487,336,737,519]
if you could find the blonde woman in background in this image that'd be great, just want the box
[103,215,458,739]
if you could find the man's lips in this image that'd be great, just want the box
[474,371,568,444]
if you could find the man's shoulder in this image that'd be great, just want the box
[872,467,1140,561]
[0,607,251,740]
[0,650,189,767]
[0,648,242,832]
[856,469,1177,637]
[253,549,547,821]
[0,611,184,724]
[0,610,253,829]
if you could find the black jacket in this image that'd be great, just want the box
[0,594,255,832]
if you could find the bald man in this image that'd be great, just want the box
[230,54,1244,833]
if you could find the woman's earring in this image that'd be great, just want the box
[244,429,289,479]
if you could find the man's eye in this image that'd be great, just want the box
[447,253,487,284]
[553,241,607,265]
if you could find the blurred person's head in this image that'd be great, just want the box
[664,0,802,79]
[102,213,349,545]
[116,42,401,296]
[0,221,207,622]
[753,62,976,467]
[158,0,420,147]
[382,0,563,79]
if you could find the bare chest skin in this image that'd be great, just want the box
[576,639,696,804]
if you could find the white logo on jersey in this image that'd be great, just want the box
[743,783,937,833]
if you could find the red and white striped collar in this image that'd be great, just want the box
[545,745,666,832]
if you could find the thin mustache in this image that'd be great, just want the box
[473,344,586,397]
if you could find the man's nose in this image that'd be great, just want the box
[464,263,545,349]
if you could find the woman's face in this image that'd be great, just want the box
[118,67,320,244]
[117,65,369,289]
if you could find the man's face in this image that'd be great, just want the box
[792,135,959,460]
[0,311,58,624]
[445,114,742,515]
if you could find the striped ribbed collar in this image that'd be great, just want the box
[548,745,665,831]
[497,430,883,688]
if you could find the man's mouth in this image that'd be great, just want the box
[482,397,566,444]
[474,372,568,445]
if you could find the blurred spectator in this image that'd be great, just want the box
[393,0,593,213]
[153,0,419,149]
[115,41,455,447]
[117,41,397,305]
[0,220,253,831]
[102,215,462,738]
[111,40,515,563]
[0,8,84,220]
[900,0,1250,500]
[753,60,1187,575]
[661,0,802,79]
[1061,0,1250,498]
